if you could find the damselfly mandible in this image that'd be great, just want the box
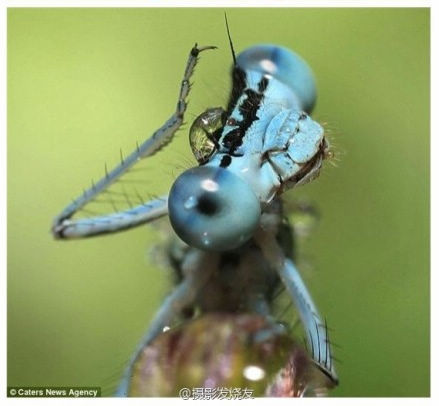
[52,28,338,397]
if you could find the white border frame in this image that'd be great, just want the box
[2,1,435,404]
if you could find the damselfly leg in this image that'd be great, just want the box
[52,44,216,239]
[117,250,217,396]
[254,216,338,384]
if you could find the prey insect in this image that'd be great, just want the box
[52,28,338,396]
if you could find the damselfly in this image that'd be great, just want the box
[52,23,338,396]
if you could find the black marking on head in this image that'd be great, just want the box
[223,84,265,154]
[226,67,247,115]
[222,73,272,154]
[220,155,232,168]
[258,76,269,93]
[210,127,223,142]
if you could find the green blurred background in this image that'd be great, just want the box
[7,8,429,397]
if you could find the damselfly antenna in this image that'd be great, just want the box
[224,12,236,66]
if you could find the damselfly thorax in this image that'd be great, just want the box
[52,39,337,396]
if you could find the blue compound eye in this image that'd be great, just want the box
[236,44,317,113]
[168,166,261,251]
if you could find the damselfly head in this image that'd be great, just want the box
[169,44,331,251]
[172,109,261,252]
